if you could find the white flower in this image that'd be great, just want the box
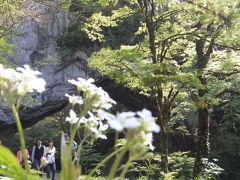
[68,78,95,91]
[66,109,79,124]
[0,65,20,92]
[107,109,160,133]
[79,117,88,124]
[0,64,46,96]
[93,87,116,110]
[96,109,116,121]
[17,64,41,76]
[137,109,160,133]
[86,111,100,125]
[140,131,155,150]
[65,93,83,105]
[68,78,116,110]
[108,112,140,131]
[78,111,105,127]
[90,121,108,139]
[0,66,19,82]
[16,65,46,95]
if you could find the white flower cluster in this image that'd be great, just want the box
[107,109,160,150]
[65,78,116,140]
[68,78,116,110]
[65,77,160,150]
[107,109,160,133]
[0,64,46,97]
[65,94,83,106]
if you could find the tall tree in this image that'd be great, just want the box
[82,0,201,172]
[178,0,240,176]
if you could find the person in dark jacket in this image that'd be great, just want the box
[31,138,45,170]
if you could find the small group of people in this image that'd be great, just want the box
[17,138,56,180]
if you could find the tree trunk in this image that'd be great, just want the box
[193,77,210,177]
[193,38,213,177]
[160,130,169,173]
[156,87,169,173]
[139,0,170,173]
[193,106,209,176]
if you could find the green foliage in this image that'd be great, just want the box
[82,6,134,42]
[168,152,195,179]
[0,37,14,67]
[86,4,240,178]
[0,0,25,31]
[89,45,148,91]
[0,145,25,178]
[169,98,197,135]
[79,144,106,175]
[103,13,142,48]
[0,0,25,66]
[58,23,94,50]
[126,152,194,179]
[0,145,41,180]
[61,0,117,9]
[89,45,202,100]
[200,158,223,180]
[2,0,240,179]
[164,172,177,180]
[210,96,240,179]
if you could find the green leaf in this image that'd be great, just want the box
[0,145,41,179]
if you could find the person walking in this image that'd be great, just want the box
[44,139,56,180]
[17,146,30,168]
[31,138,45,170]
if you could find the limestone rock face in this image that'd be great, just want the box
[0,1,95,130]
[9,1,67,65]
[0,106,14,126]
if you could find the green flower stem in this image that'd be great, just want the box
[69,98,92,145]
[87,147,124,178]
[108,144,129,180]
[119,157,133,179]
[60,145,73,180]
[68,91,94,146]
[16,97,22,111]
[76,132,92,165]
[9,95,30,173]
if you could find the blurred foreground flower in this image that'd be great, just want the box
[107,109,160,150]
[65,93,83,106]
[137,109,160,133]
[108,109,160,133]
[68,77,116,110]
[66,109,79,124]
[0,64,46,97]
[140,131,155,150]
[65,78,117,140]
[65,77,160,148]
[0,64,46,174]
[107,112,139,131]
[16,65,46,95]
[63,77,161,179]
[68,78,94,92]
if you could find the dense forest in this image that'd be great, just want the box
[0,0,240,180]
